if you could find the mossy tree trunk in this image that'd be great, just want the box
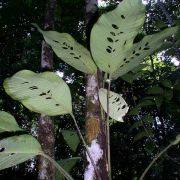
[38,0,57,179]
[84,1,108,179]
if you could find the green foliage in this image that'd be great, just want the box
[0,111,22,132]
[99,88,129,122]
[129,115,153,132]
[3,70,72,116]
[90,0,179,79]
[61,130,80,152]
[133,129,153,142]
[32,24,97,74]
[147,86,164,94]
[56,157,81,180]
[0,135,42,170]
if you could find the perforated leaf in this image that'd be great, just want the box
[0,111,22,132]
[61,130,80,152]
[3,70,72,116]
[99,88,129,122]
[32,24,97,74]
[0,135,42,170]
[90,0,179,79]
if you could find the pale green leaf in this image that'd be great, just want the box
[0,111,22,132]
[90,0,179,79]
[3,70,72,116]
[61,130,80,152]
[0,135,42,170]
[99,88,129,122]
[32,24,97,74]
[56,157,81,180]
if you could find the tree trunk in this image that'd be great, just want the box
[84,1,108,179]
[38,0,56,180]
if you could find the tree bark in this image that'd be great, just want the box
[84,1,108,179]
[38,0,57,180]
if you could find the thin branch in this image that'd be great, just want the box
[40,152,73,180]
[139,137,180,180]
[70,113,101,180]
[106,78,112,180]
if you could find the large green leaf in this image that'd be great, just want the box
[32,24,97,74]
[0,111,22,132]
[3,70,72,116]
[99,88,129,122]
[56,157,81,180]
[90,0,179,79]
[0,135,42,170]
[61,130,80,152]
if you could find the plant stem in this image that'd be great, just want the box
[139,138,179,180]
[70,113,101,180]
[106,79,112,180]
[39,152,73,180]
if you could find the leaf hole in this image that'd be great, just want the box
[123,58,126,61]
[143,47,150,50]
[121,15,125,19]
[106,48,112,53]
[29,86,38,90]
[139,47,142,50]
[70,52,75,55]
[62,47,68,49]
[56,104,60,106]
[135,53,140,56]
[115,39,119,42]
[124,40,127,45]
[74,57,79,59]
[145,42,149,46]
[122,105,126,109]
[70,47,73,50]
[107,46,112,49]
[46,97,52,99]
[125,61,130,63]
[108,65,110,68]
[22,82,29,84]
[0,147,5,152]
[131,57,134,59]
[133,50,136,54]
[110,32,116,36]
[39,92,46,96]
[107,37,113,43]
[112,24,119,29]
[120,65,124,68]
[53,40,59,43]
